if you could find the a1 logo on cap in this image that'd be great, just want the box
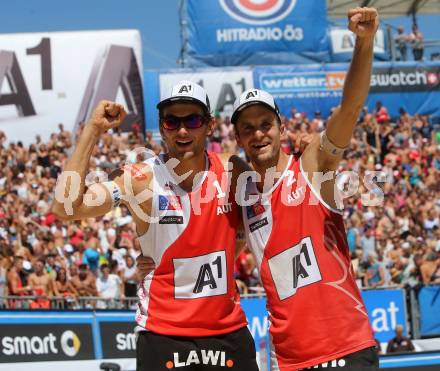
[220,0,297,25]
[245,90,260,100]
[173,83,194,96]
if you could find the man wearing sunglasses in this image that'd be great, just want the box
[53,81,259,371]
[230,8,380,371]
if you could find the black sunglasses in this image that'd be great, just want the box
[160,114,207,130]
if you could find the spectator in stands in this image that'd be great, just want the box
[394,26,408,61]
[386,325,415,353]
[409,24,424,61]
[360,225,376,260]
[98,218,116,256]
[28,258,53,308]
[364,252,385,288]
[7,256,32,297]
[71,263,97,297]
[420,251,440,284]
[207,114,223,153]
[53,267,78,301]
[0,253,8,307]
[122,254,137,298]
[374,101,390,124]
[96,263,124,308]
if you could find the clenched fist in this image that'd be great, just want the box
[89,100,127,135]
[348,7,379,39]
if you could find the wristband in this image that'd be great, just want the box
[319,131,347,156]
[101,181,122,207]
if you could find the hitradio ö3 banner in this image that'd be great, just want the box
[185,0,329,66]
[0,30,144,144]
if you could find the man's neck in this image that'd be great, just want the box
[253,150,290,193]
[165,152,207,192]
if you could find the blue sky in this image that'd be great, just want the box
[0,0,181,70]
[1,1,439,70]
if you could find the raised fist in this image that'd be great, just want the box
[348,7,379,39]
[89,100,127,135]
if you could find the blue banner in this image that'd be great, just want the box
[361,289,407,343]
[419,285,440,337]
[241,297,268,352]
[186,0,329,66]
[144,70,160,132]
[253,62,440,119]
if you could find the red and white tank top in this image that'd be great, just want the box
[136,152,247,337]
[242,155,375,370]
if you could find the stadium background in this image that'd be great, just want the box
[0,0,440,370]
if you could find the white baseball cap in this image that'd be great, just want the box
[157,80,211,114]
[231,89,281,124]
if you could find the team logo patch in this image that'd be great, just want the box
[159,195,182,211]
[246,202,265,219]
[219,0,297,25]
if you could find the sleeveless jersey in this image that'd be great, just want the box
[242,155,375,370]
[136,152,247,337]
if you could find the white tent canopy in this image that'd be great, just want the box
[328,0,440,18]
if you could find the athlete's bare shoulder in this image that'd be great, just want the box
[217,152,234,170]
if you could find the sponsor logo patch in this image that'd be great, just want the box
[159,195,182,211]
[159,216,184,225]
[249,217,268,232]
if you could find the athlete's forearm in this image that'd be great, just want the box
[326,36,374,148]
[52,125,100,217]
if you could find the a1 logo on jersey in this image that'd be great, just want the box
[219,0,297,25]
[268,237,322,300]
[173,251,227,299]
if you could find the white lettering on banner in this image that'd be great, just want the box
[248,316,268,339]
[371,71,427,87]
[2,334,58,356]
[371,301,400,333]
[116,333,136,351]
[217,25,303,43]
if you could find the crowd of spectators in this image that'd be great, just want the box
[0,102,439,311]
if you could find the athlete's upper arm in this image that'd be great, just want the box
[300,137,341,211]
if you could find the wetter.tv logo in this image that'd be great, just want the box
[219,0,297,25]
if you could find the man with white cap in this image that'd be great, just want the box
[230,7,380,371]
[52,81,259,370]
